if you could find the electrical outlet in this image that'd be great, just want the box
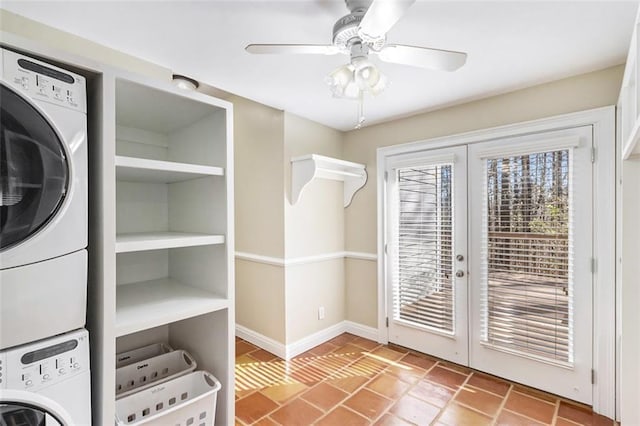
[318,306,325,320]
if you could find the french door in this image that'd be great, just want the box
[385,126,594,404]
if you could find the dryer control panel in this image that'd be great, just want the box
[0,329,89,392]
[1,48,87,114]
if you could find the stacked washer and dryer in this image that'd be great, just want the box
[0,49,92,425]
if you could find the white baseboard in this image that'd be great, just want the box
[235,324,287,359]
[344,320,379,341]
[236,320,380,360]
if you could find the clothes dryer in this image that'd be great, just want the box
[0,49,88,349]
[0,329,91,425]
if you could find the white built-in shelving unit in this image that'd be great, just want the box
[87,72,235,426]
[291,154,367,207]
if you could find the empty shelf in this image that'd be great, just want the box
[291,154,367,207]
[116,232,225,253]
[115,156,224,183]
[115,278,229,336]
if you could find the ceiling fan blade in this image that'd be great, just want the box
[376,44,467,71]
[245,44,340,55]
[358,0,416,40]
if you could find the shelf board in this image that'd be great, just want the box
[115,278,228,337]
[115,156,224,183]
[291,154,367,207]
[623,120,640,160]
[115,232,224,253]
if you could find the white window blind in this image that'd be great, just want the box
[481,149,573,363]
[394,164,454,333]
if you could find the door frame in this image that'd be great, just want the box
[376,106,616,417]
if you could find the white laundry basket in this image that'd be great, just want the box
[116,343,173,368]
[115,371,222,426]
[116,349,197,398]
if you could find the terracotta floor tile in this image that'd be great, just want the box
[328,333,358,346]
[309,341,339,356]
[467,372,511,396]
[385,362,427,384]
[409,379,455,408]
[370,346,407,362]
[437,402,493,426]
[425,365,468,389]
[332,343,367,357]
[366,373,410,400]
[390,394,441,425]
[237,340,258,356]
[235,334,606,426]
[301,382,349,411]
[373,413,414,426]
[339,356,387,379]
[327,375,370,393]
[400,352,437,371]
[259,382,308,404]
[253,417,279,426]
[454,385,504,416]
[236,392,279,424]
[344,387,393,420]
[310,352,354,374]
[269,397,323,426]
[513,384,558,403]
[248,349,280,362]
[505,391,556,424]
[556,418,582,426]
[315,406,370,426]
[496,409,545,425]
[386,343,410,354]
[290,363,329,385]
[352,336,381,351]
[557,401,614,425]
[236,353,258,365]
[438,360,472,375]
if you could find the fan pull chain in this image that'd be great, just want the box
[356,92,365,129]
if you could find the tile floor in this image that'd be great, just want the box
[235,334,613,426]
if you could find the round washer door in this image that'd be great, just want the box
[0,390,75,425]
[0,83,69,251]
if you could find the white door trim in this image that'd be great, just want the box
[376,106,616,417]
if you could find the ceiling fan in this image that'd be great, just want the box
[246,0,467,127]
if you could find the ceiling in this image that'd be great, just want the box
[3,1,637,131]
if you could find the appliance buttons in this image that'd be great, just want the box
[73,363,80,369]
[43,374,50,380]
[59,368,66,375]
[25,380,32,386]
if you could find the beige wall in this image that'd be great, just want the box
[235,259,286,342]
[283,112,346,342]
[0,9,169,79]
[285,259,345,342]
[342,65,625,328]
[233,95,285,258]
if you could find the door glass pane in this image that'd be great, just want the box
[0,84,68,250]
[394,164,454,333]
[481,150,572,363]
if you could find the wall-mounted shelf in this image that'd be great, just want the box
[291,154,367,207]
[115,156,224,183]
[115,232,225,253]
[115,278,228,337]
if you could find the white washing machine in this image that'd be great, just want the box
[0,328,91,425]
[0,49,88,349]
